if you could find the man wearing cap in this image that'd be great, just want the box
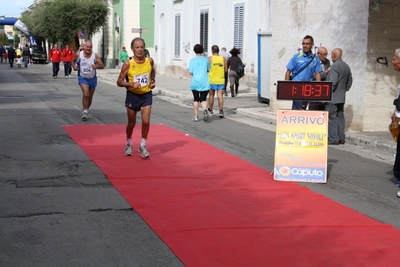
[120,46,128,65]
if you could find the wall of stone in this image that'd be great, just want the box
[270,0,370,131]
[365,0,400,131]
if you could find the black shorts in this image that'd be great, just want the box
[125,91,152,111]
[191,90,209,102]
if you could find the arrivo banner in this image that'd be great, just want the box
[273,109,328,183]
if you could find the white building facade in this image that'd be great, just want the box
[154,0,400,133]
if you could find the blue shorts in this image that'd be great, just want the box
[78,76,97,89]
[125,91,153,111]
[210,84,225,91]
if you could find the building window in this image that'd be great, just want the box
[200,9,209,56]
[175,13,181,58]
[234,4,244,57]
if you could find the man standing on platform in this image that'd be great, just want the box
[285,35,322,110]
[325,48,352,145]
[309,46,331,110]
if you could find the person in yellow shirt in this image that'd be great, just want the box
[116,37,156,158]
[208,45,227,118]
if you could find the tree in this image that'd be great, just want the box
[21,0,109,46]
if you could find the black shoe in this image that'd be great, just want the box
[339,140,345,144]
[219,110,224,118]
[328,141,339,145]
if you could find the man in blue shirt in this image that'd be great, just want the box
[285,35,322,110]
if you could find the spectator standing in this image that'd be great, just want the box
[285,35,322,109]
[309,46,331,110]
[78,44,84,52]
[119,46,128,64]
[227,47,245,97]
[391,48,400,187]
[22,44,30,68]
[49,43,62,78]
[29,46,33,65]
[208,45,227,118]
[72,40,105,120]
[116,37,156,158]
[188,44,210,122]
[61,44,74,78]
[15,46,22,67]
[219,47,230,96]
[0,45,5,63]
[325,48,353,145]
[7,46,15,68]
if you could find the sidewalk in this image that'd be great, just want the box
[97,68,396,155]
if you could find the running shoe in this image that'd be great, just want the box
[203,110,209,122]
[192,116,199,122]
[125,144,132,156]
[138,145,150,158]
[219,110,224,118]
[396,180,400,187]
[208,108,214,116]
[81,112,88,121]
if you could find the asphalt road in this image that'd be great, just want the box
[0,63,399,266]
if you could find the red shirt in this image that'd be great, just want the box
[61,48,74,62]
[49,48,61,62]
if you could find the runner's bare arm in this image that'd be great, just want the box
[149,57,156,89]
[116,60,139,89]
[94,54,104,69]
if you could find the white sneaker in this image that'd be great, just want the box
[125,144,132,156]
[81,112,88,121]
[192,116,199,122]
[138,145,150,158]
[65,76,68,79]
[68,75,71,78]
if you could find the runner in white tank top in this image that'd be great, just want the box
[72,41,105,120]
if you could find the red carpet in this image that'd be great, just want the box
[64,124,400,266]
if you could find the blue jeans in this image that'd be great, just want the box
[23,56,29,67]
[64,61,71,77]
[52,62,60,77]
[292,100,308,110]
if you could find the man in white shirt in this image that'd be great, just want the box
[219,47,230,96]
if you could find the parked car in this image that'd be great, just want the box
[31,46,47,64]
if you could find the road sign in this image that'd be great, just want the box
[131,28,150,34]
[78,30,85,39]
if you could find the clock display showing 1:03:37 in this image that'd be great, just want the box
[276,81,333,101]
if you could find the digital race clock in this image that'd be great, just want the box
[276,81,333,101]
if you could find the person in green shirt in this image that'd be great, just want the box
[119,46,128,64]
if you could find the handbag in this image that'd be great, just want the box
[236,61,245,78]
[389,118,400,142]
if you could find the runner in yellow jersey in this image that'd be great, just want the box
[116,37,156,158]
[208,45,227,118]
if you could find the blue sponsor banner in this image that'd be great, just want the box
[29,35,37,46]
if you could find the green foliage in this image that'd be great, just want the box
[21,0,109,44]
[0,32,10,46]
